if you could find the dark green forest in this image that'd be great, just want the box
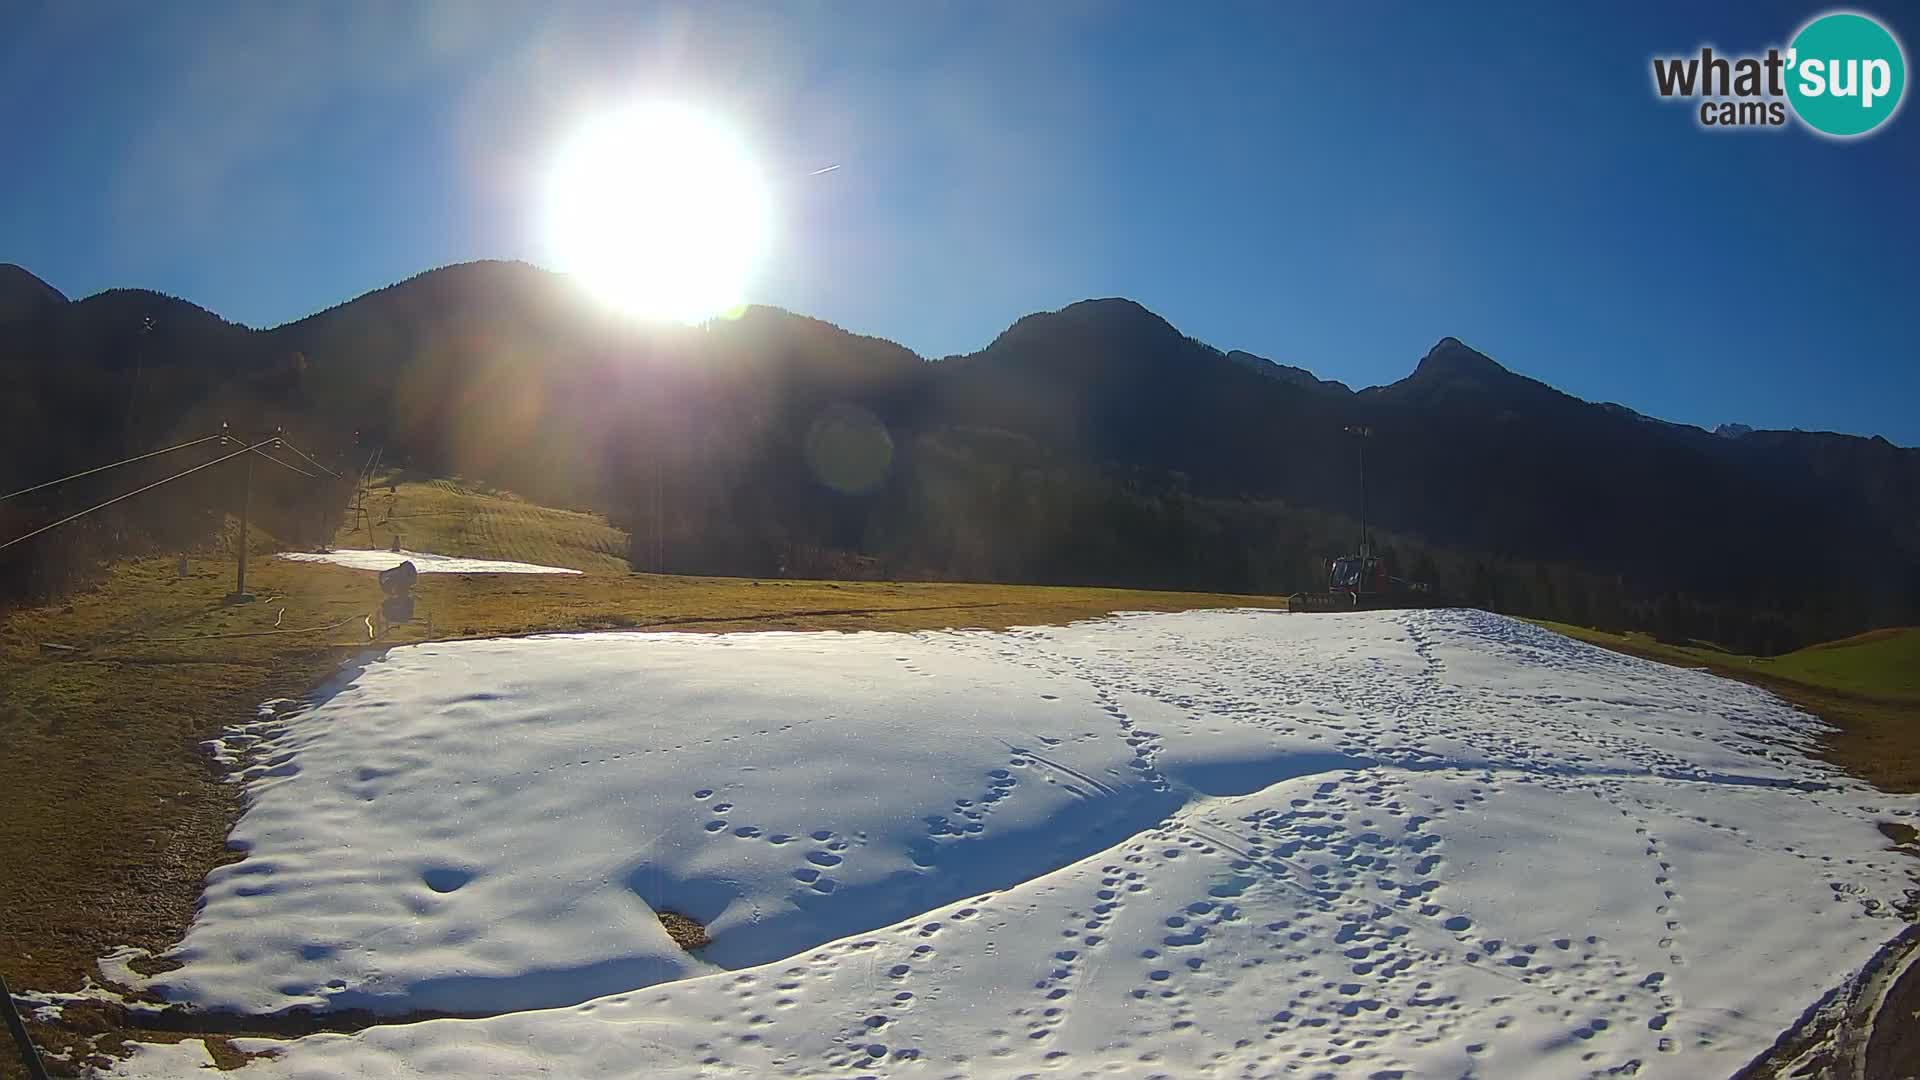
[3,260,1914,655]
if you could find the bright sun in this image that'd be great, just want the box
[542,102,771,323]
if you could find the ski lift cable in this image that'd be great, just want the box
[218,436,317,479]
[271,439,340,478]
[359,447,384,495]
[251,448,316,478]
[0,433,227,503]
[0,438,278,552]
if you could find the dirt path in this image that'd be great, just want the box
[1866,942,1920,1078]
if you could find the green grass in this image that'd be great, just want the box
[1530,619,1920,793]
[1767,628,1920,701]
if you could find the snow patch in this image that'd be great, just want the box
[275,548,582,574]
[108,609,1919,1079]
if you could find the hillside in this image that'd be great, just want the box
[3,260,1916,653]
[332,475,632,574]
[5,474,1916,1076]
[0,262,65,323]
[1769,627,1920,701]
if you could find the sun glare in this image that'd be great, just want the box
[542,102,771,323]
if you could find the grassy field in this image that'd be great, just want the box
[0,486,1295,1072]
[1767,628,1920,701]
[1531,620,1920,793]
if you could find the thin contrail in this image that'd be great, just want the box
[808,164,842,176]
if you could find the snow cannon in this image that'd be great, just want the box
[378,560,418,597]
[378,559,418,627]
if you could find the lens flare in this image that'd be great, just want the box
[542,102,771,323]
[804,403,894,495]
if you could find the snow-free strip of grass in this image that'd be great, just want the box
[275,548,582,574]
[113,609,1919,1079]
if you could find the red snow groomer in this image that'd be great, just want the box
[1287,425,1437,613]
[1288,548,1436,612]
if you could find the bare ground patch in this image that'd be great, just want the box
[657,911,711,952]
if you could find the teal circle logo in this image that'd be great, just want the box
[1787,12,1906,137]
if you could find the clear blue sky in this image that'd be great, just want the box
[4,1,1916,442]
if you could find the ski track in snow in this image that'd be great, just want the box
[274,548,582,574]
[105,609,1918,1080]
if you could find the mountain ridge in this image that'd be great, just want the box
[4,257,1915,654]
[7,258,1905,448]
[0,262,68,324]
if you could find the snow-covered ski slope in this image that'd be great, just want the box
[114,609,1917,1079]
[275,548,582,574]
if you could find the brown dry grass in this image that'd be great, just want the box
[656,912,711,952]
